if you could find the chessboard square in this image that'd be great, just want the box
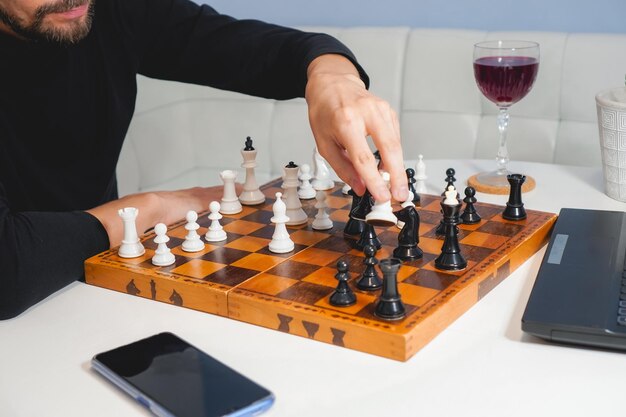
[460,231,507,250]
[201,247,251,264]
[171,244,215,258]
[375,245,395,260]
[329,209,351,222]
[418,210,442,226]
[325,195,350,209]
[460,245,494,263]
[291,247,343,266]
[143,236,184,251]
[314,235,355,252]
[223,219,265,235]
[398,283,439,306]
[419,237,444,255]
[231,253,286,271]
[377,230,399,246]
[197,215,235,228]
[419,194,438,207]
[315,290,376,315]
[275,281,333,305]
[248,225,276,239]
[225,236,270,252]
[472,205,502,221]
[172,259,227,279]
[168,226,193,239]
[333,253,367,274]
[238,273,299,296]
[477,221,524,237]
[397,265,420,282]
[289,230,330,246]
[203,265,260,286]
[240,209,274,224]
[265,260,322,280]
[256,243,308,258]
[402,268,461,290]
[457,222,483,232]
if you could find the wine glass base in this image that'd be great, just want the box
[467,171,536,195]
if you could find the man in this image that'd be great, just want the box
[0,0,406,319]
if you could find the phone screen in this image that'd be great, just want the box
[92,332,274,417]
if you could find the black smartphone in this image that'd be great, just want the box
[91,332,274,417]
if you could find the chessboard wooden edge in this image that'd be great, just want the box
[226,212,557,361]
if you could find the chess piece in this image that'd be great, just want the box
[406,168,420,205]
[205,201,228,242]
[356,244,382,291]
[365,172,397,227]
[282,161,308,225]
[311,147,334,190]
[460,186,481,224]
[344,189,365,236]
[329,260,356,307]
[393,204,423,261]
[341,182,351,195]
[312,190,333,230]
[219,170,243,214]
[117,207,145,258]
[297,163,317,200]
[443,167,457,196]
[269,192,295,253]
[443,185,458,205]
[151,223,175,266]
[434,196,467,271]
[375,258,406,320]
[238,136,265,206]
[396,190,416,229]
[355,222,382,251]
[415,154,427,195]
[182,210,205,252]
[350,189,373,221]
[502,174,527,220]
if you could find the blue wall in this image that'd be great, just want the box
[201,0,625,34]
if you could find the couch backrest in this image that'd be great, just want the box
[117,28,626,196]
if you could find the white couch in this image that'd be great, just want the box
[116,28,626,196]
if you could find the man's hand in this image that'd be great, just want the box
[86,184,241,248]
[305,54,407,203]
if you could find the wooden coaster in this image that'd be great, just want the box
[467,174,536,195]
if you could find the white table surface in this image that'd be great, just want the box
[2,159,626,417]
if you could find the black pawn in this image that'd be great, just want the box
[355,221,382,250]
[356,245,382,291]
[393,205,423,261]
[442,167,457,196]
[329,260,356,307]
[460,186,481,224]
[375,258,406,320]
[405,168,420,205]
[502,174,527,221]
[434,200,467,271]
[344,189,365,236]
[244,136,254,151]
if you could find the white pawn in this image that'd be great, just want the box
[396,191,416,229]
[182,210,205,252]
[415,154,427,195]
[151,223,175,266]
[444,185,458,205]
[269,192,295,254]
[118,207,145,258]
[205,201,227,242]
[219,170,243,214]
[311,147,335,191]
[365,172,397,226]
[298,163,317,200]
[312,190,333,230]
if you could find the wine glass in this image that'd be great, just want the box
[471,40,539,192]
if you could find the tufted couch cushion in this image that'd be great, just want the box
[116,28,626,196]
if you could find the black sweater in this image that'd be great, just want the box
[0,0,367,319]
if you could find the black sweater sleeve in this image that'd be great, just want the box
[0,183,109,320]
[119,0,369,99]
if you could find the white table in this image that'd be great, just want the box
[1,159,625,417]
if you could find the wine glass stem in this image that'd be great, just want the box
[496,107,510,174]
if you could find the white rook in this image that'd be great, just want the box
[117,207,145,258]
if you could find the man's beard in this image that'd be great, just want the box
[0,0,95,45]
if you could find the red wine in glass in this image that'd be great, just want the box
[473,56,539,108]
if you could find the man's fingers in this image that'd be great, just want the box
[366,103,407,202]
[316,139,365,195]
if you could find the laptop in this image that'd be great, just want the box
[521,208,626,350]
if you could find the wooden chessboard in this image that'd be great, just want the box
[84,179,557,361]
